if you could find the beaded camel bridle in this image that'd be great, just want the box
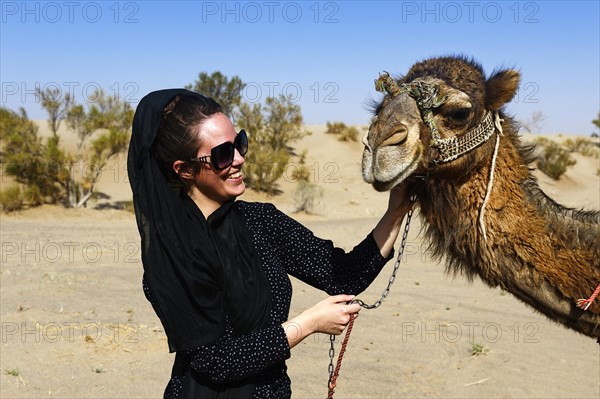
[372,72,505,242]
[373,72,501,165]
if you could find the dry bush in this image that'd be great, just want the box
[326,121,359,142]
[293,180,323,214]
[338,126,359,142]
[244,147,289,194]
[290,166,311,182]
[534,140,576,180]
[290,151,311,182]
[290,152,320,213]
[325,121,347,135]
[0,185,23,212]
[563,137,599,158]
[238,95,304,194]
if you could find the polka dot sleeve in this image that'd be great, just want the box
[262,203,394,295]
[186,320,290,384]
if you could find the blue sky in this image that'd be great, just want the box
[1,0,599,134]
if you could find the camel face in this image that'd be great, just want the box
[362,90,423,192]
[363,77,477,191]
[362,57,520,191]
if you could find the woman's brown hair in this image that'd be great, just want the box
[152,94,222,185]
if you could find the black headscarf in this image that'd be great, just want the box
[128,89,272,396]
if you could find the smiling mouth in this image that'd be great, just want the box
[227,171,242,180]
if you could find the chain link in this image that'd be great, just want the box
[352,195,416,310]
[327,195,416,389]
[327,334,335,387]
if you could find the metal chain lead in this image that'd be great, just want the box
[353,194,416,309]
[327,195,416,389]
[327,334,335,385]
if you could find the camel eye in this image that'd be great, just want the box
[450,108,471,121]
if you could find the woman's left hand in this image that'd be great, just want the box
[387,181,412,217]
[372,181,413,258]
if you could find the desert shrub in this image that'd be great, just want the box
[563,137,599,158]
[289,150,311,183]
[326,121,359,142]
[535,141,576,180]
[338,126,359,142]
[122,200,135,213]
[0,107,61,205]
[290,165,311,182]
[0,185,23,212]
[237,95,305,194]
[1,89,133,209]
[325,121,347,135]
[263,96,305,151]
[244,147,289,193]
[562,138,575,151]
[291,152,321,213]
[293,180,323,214]
[185,71,245,118]
[471,343,488,356]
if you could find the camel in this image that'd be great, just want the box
[361,56,600,339]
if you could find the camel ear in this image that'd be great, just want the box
[485,69,520,110]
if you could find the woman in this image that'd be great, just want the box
[128,89,410,398]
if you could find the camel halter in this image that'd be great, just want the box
[374,72,500,165]
[374,72,504,241]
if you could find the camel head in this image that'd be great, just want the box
[362,56,520,191]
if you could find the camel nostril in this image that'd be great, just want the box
[380,128,408,147]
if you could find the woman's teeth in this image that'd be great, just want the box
[228,171,242,179]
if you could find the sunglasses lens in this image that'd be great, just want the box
[208,130,248,170]
[236,129,248,156]
[211,143,234,170]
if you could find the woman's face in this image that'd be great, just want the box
[190,112,246,209]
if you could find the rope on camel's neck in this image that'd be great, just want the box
[478,114,504,242]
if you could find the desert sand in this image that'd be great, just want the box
[1,124,599,398]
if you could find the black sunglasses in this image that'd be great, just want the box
[190,129,248,170]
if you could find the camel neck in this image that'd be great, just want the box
[416,133,600,338]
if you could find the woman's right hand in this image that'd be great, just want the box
[282,294,361,349]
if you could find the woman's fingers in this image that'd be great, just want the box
[329,313,359,335]
[285,295,364,347]
[346,302,361,314]
[329,294,355,304]
[388,181,412,214]
[303,294,364,335]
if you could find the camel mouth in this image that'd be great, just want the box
[362,126,424,191]
[371,146,421,192]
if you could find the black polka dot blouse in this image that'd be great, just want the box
[151,201,393,398]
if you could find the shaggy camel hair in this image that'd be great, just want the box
[362,56,600,339]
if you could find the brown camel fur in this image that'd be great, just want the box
[362,56,600,339]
